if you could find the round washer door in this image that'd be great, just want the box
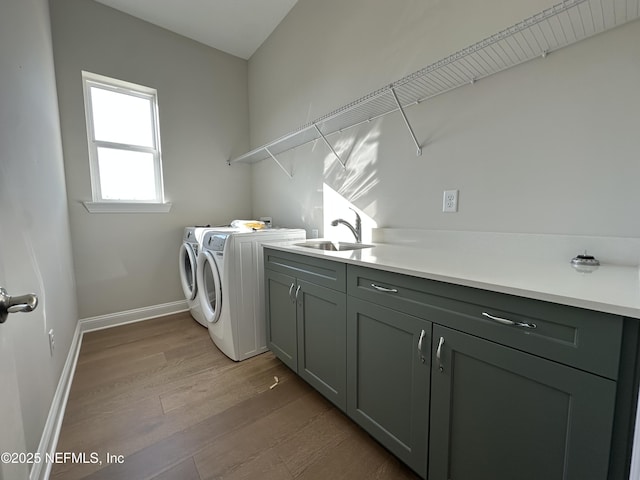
[196,250,222,324]
[179,242,197,301]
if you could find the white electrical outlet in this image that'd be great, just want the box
[443,190,458,213]
[48,329,55,356]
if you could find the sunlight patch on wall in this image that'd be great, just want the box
[322,183,377,243]
[323,124,381,198]
[321,121,382,242]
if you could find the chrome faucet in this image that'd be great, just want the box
[331,208,362,243]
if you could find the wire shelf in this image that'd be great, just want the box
[229,0,640,168]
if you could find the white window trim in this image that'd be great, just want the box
[81,71,171,213]
[82,201,172,214]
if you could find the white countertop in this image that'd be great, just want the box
[267,241,640,319]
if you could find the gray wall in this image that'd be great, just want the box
[49,0,251,319]
[248,0,640,239]
[0,0,78,459]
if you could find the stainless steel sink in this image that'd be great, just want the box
[294,240,374,251]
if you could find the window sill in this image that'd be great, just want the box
[82,201,172,213]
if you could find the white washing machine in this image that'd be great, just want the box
[179,226,239,327]
[179,227,207,327]
[196,228,306,361]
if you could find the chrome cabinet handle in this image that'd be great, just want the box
[288,283,295,302]
[436,336,445,372]
[482,312,537,329]
[0,287,38,324]
[371,283,398,293]
[295,285,301,301]
[417,329,426,364]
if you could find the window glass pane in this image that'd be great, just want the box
[97,147,157,200]
[91,86,154,147]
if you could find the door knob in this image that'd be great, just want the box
[0,287,38,324]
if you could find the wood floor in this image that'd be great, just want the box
[52,312,420,480]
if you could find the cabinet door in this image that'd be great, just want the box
[429,325,617,480]
[297,279,347,410]
[347,297,431,477]
[265,269,297,371]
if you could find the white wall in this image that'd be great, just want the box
[49,0,251,319]
[248,0,640,239]
[0,0,79,460]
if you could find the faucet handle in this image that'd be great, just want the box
[349,207,361,226]
[348,207,362,242]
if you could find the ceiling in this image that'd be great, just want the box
[94,0,299,60]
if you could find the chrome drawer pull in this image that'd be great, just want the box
[295,285,301,300]
[371,283,398,293]
[482,312,537,329]
[417,329,426,364]
[288,283,295,302]
[436,336,445,372]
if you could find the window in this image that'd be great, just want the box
[82,71,170,212]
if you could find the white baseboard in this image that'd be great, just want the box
[80,300,188,332]
[30,300,189,480]
[30,321,82,480]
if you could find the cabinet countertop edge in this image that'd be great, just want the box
[263,243,640,320]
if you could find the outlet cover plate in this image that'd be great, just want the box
[443,190,458,213]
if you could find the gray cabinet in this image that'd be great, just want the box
[264,248,347,410]
[296,279,346,410]
[347,296,430,477]
[264,269,298,370]
[429,324,617,480]
[265,250,635,480]
[347,263,627,480]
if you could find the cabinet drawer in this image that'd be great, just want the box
[264,248,346,292]
[347,265,623,379]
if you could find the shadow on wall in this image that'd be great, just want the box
[322,122,381,242]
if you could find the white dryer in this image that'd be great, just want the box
[197,228,305,361]
[179,226,238,327]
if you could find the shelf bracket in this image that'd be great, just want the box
[264,146,293,179]
[390,87,422,156]
[313,123,345,169]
